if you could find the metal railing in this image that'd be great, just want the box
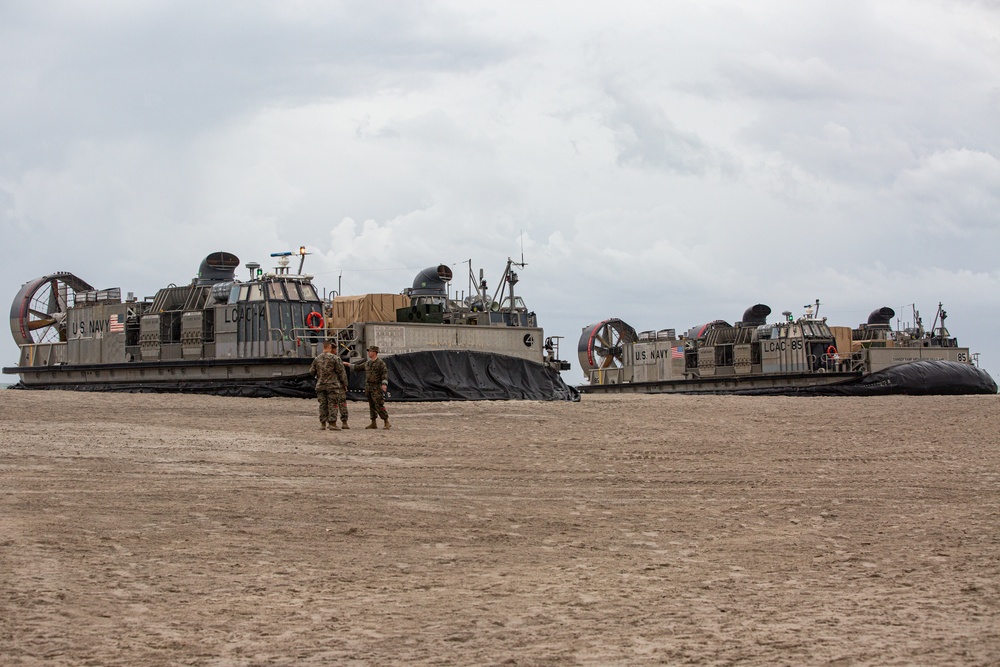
[819,351,867,373]
[264,325,359,358]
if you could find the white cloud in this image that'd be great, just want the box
[888,148,1000,234]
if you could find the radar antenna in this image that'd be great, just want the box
[930,302,949,339]
[490,257,527,320]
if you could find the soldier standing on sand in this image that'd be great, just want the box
[345,345,390,429]
[330,364,351,430]
[310,340,349,431]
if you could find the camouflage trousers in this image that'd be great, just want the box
[317,389,349,424]
[365,387,389,421]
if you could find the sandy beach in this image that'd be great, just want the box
[1,389,998,665]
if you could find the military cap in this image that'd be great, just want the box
[367,345,380,352]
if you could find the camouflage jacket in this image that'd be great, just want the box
[353,356,388,389]
[310,352,348,392]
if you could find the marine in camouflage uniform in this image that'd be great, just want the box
[330,380,350,429]
[347,345,390,429]
[310,341,349,430]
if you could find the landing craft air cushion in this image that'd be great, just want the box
[578,301,996,395]
[5,249,578,401]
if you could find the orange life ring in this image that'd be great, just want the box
[826,345,838,356]
[306,311,324,331]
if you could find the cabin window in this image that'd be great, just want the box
[267,282,286,300]
[499,296,526,310]
[238,285,250,302]
[248,284,264,301]
[809,323,829,337]
[299,283,319,302]
[804,323,829,338]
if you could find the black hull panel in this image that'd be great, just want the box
[786,359,998,396]
[4,357,317,397]
[5,350,581,402]
[579,371,861,396]
[578,360,997,397]
[6,376,317,398]
[378,350,580,402]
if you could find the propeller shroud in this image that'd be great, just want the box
[10,272,95,346]
[578,318,638,373]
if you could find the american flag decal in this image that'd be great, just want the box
[671,346,684,359]
[109,314,125,333]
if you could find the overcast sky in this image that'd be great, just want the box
[3,0,1000,383]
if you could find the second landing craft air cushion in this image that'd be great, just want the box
[6,249,579,401]
[578,301,996,396]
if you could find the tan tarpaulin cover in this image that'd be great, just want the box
[830,325,896,354]
[326,293,411,330]
[829,326,854,356]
